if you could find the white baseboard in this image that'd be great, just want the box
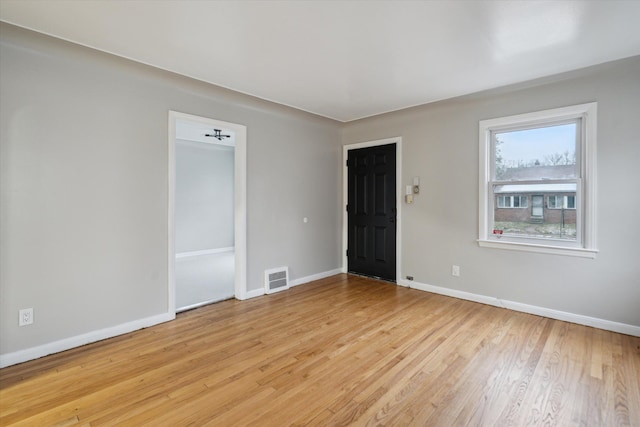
[0,312,175,368]
[13,273,630,368]
[398,278,640,337]
[176,247,234,259]
[244,287,265,299]
[289,268,343,287]
[399,279,501,307]
[245,268,342,299]
[499,300,640,337]
[243,268,342,300]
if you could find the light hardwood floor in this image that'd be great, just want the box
[1,274,639,426]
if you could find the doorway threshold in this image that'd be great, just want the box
[176,296,235,313]
[347,272,396,284]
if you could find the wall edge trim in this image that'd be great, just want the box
[400,279,639,337]
[289,268,344,287]
[175,247,235,259]
[243,288,265,300]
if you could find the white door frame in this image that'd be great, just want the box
[342,137,403,284]
[168,111,248,316]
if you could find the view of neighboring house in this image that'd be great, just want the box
[493,165,577,239]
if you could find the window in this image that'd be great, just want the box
[497,195,528,208]
[478,103,597,258]
[548,195,576,209]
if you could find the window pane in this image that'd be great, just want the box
[480,102,596,253]
[494,123,577,180]
[493,184,576,241]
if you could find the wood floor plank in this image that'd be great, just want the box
[1,274,639,426]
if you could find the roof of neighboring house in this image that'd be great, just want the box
[495,183,577,194]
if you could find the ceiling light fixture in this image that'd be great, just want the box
[204,129,231,140]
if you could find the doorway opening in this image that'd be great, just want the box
[531,195,544,223]
[168,111,247,315]
[342,137,402,283]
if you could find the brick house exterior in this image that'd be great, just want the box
[494,193,577,223]
[494,165,576,224]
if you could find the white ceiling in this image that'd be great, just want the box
[2,1,640,122]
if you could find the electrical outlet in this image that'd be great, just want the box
[19,308,34,326]
[406,275,414,281]
[452,265,460,277]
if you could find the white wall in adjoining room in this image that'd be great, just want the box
[175,140,235,254]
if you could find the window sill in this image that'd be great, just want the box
[477,239,598,258]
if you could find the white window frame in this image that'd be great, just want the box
[548,195,576,210]
[497,195,528,209]
[478,103,597,258]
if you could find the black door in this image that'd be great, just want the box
[347,143,396,281]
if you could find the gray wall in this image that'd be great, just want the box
[0,23,342,356]
[2,21,638,361]
[176,141,234,253]
[343,56,640,327]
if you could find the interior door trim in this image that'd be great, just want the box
[342,137,402,284]
[168,111,248,318]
